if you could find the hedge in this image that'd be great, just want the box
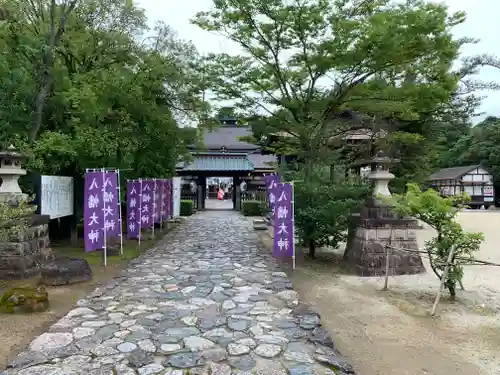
[241,200,267,216]
[180,200,194,216]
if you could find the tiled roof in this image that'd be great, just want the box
[201,126,259,150]
[429,165,480,181]
[246,153,276,170]
[180,155,254,172]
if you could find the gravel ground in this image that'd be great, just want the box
[256,210,500,375]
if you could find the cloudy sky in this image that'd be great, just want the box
[136,0,500,121]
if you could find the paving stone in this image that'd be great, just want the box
[228,355,256,371]
[183,336,215,351]
[165,352,201,368]
[117,342,137,353]
[227,317,250,331]
[299,314,321,330]
[254,344,281,358]
[5,211,354,375]
[227,343,250,355]
[159,343,182,353]
[138,364,164,375]
[29,333,73,353]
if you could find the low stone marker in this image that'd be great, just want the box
[41,257,92,286]
[252,219,268,231]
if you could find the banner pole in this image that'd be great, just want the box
[152,178,156,239]
[102,168,107,267]
[117,169,124,258]
[160,179,163,230]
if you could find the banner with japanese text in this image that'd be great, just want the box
[84,171,105,251]
[103,171,120,237]
[153,179,162,224]
[140,179,154,228]
[264,174,280,216]
[273,182,294,258]
[126,180,140,238]
[161,179,171,221]
[168,179,173,219]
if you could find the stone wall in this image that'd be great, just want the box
[343,201,425,276]
[0,214,51,279]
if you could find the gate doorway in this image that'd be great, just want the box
[206,177,234,210]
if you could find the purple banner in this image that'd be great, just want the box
[103,171,120,237]
[264,174,280,216]
[160,179,167,221]
[165,178,173,220]
[169,179,173,219]
[84,171,105,252]
[127,180,140,239]
[153,179,162,224]
[273,182,294,258]
[140,179,154,228]
[165,179,172,220]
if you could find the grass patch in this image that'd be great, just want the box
[0,225,177,293]
[52,228,170,266]
[53,243,140,266]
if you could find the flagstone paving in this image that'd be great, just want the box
[4,211,355,375]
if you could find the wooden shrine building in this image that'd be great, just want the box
[429,165,495,209]
[176,114,276,210]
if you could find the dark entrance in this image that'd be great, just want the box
[176,153,254,211]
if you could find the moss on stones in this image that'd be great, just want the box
[0,284,49,313]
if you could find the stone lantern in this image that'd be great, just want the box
[342,151,425,276]
[368,151,398,199]
[0,145,52,279]
[0,145,27,202]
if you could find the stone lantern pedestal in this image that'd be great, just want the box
[343,154,424,276]
[0,145,51,279]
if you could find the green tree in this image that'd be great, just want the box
[0,0,206,223]
[283,165,370,258]
[192,0,470,172]
[385,183,483,299]
[442,116,500,184]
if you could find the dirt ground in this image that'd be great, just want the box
[0,264,125,370]
[0,224,178,370]
[256,211,500,375]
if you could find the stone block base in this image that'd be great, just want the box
[41,257,92,286]
[0,214,51,279]
[343,212,425,276]
[253,219,268,230]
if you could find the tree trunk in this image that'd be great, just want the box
[446,280,456,300]
[28,0,78,142]
[29,80,51,142]
[308,239,316,259]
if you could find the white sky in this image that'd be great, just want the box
[136,0,500,122]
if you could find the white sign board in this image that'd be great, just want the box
[41,175,74,219]
[484,186,494,196]
[173,177,181,217]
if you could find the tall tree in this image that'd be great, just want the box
[192,0,470,172]
[0,0,206,218]
[3,0,79,142]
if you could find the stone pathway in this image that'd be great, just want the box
[4,212,355,375]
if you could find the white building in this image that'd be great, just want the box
[429,165,495,208]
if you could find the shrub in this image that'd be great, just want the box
[180,200,194,216]
[241,200,267,216]
[290,166,370,258]
[384,183,483,299]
